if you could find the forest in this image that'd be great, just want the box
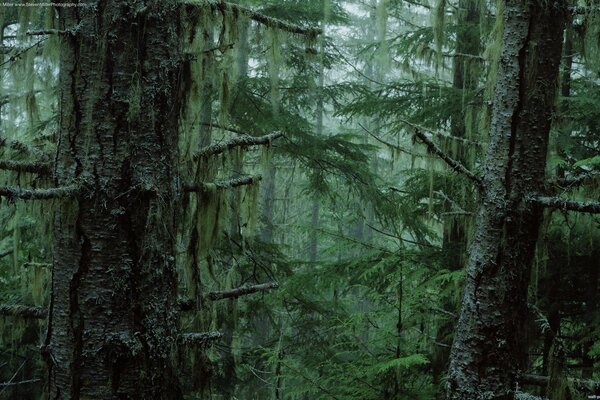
[0,0,599,399]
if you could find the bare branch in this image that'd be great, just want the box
[358,123,418,156]
[181,332,223,346]
[184,175,262,193]
[0,378,41,388]
[0,159,51,175]
[23,262,51,269]
[182,1,322,37]
[532,196,600,214]
[0,184,78,200]
[179,282,279,310]
[194,132,283,159]
[0,304,46,319]
[412,129,483,187]
[208,282,279,301]
[521,374,600,391]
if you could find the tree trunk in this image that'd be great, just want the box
[446,1,567,399]
[43,2,184,398]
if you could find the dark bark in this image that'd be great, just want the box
[44,1,184,398]
[446,1,568,399]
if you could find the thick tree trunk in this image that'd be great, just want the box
[446,1,567,399]
[43,1,184,398]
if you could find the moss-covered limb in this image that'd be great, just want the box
[194,132,283,159]
[181,332,223,346]
[26,29,69,36]
[413,129,483,187]
[182,0,322,37]
[0,250,12,259]
[0,304,47,319]
[0,135,47,158]
[0,185,78,200]
[184,175,262,193]
[532,196,600,214]
[179,282,279,310]
[23,262,51,268]
[0,159,51,174]
[521,374,600,391]
[569,6,600,15]
[200,123,246,136]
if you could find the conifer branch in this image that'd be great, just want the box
[0,159,51,175]
[181,332,223,346]
[182,1,323,37]
[184,175,262,193]
[0,185,78,200]
[0,304,46,319]
[358,123,418,156]
[179,282,279,310]
[412,129,483,187]
[194,132,283,159]
[532,196,600,213]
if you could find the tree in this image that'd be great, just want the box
[0,1,319,397]
[445,1,599,398]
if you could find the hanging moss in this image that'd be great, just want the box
[432,0,447,72]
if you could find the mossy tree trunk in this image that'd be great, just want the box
[43,1,184,398]
[446,1,567,399]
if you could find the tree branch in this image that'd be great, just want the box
[184,175,262,193]
[0,378,41,388]
[194,132,283,159]
[181,332,223,346]
[0,304,46,319]
[0,159,51,175]
[412,129,483,187]
[532,196,600,214]
[399,118,483,147]
[209,282,279,301]
[554,170,600,189]
[182,1,323,37]
[0,134,47,158]
[179,282,279,310]
[521,374,600,391]
[0,184,78,200]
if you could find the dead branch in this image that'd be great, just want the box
[0,304,46,319]
[521,373,600,391]
[412,129,483,188]
[0,159,51,174]
[208,282,279,301]
[0,184,78,200]
[399,118,482,147]
[533,196,600,214]
[179,282,279,310]
[194,132,283,159]
[0,378,41,388]
[184,175,262,193]
[181,332,223,346]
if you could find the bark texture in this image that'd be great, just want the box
[446,1,568,399]
[44,1,184,398]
